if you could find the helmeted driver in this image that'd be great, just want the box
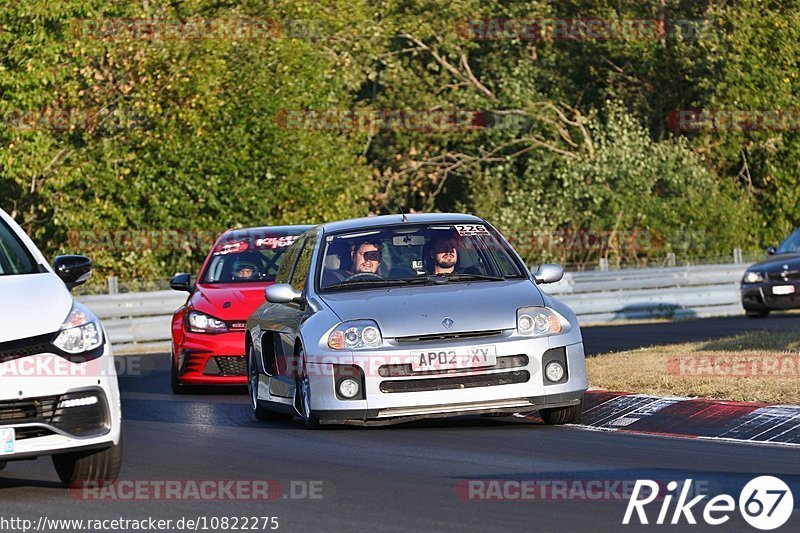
[231,257,260,281]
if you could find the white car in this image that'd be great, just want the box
[0,208,122,485]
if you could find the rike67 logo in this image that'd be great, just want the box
[624,476,794,530]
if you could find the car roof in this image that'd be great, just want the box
[315,213,485,234]
[220,225,314,240]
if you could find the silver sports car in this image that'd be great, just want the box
[245,213,587,427]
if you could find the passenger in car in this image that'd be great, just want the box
[428,238,458,274]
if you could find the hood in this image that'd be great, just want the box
[747,253,800,273]
[190,282,274,321]
[0,273,72,342]
[320,279,544,338]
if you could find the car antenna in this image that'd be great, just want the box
[398,205,408,223]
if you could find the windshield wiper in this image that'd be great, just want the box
[439,273,506,282]
[323,278,410,291]
[400,273,506,285]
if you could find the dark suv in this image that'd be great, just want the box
[741,229,800,317]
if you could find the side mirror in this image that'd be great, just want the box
[53,255,92,290]
[265,283,303,304]
[767,246,777,256]
[170,272,193,292]
[532,263,564,284]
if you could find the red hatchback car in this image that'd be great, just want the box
[169,225,312,393]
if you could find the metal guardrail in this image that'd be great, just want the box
[77,263,749,353]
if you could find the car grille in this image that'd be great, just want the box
[204,356,247,376]
[14,427,55,440]
[767,270,800,281]
[392,329,505,344]
[0,395,60,422]
[378,355,529,378]
[0,332,56,364]
[379,370,530,393]
[0,390,108,437]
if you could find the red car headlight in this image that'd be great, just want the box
[187,311,229,334]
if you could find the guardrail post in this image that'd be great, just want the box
[733,248,743,264]
[666,253,676,267]
[599,258,609,272]
[107,276,119,295]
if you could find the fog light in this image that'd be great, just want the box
[338,378,360,399]
[545,361,565,382]
[59,396,99,409]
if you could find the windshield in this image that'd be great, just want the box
[318,222,525,291]
[0,218,39,276]
[776,229,800,254]
[201,230,302,284]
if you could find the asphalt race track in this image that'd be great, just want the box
[1,315,799,532]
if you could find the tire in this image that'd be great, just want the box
[52,436,123,487]
[539,404,582,425]
[248,341,292,422]
[745,309,770,318]
[295,347,320,429]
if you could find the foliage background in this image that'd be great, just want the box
[1,0,797,280]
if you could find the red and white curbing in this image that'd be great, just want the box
[527,390,800,446]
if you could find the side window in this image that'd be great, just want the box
[275,238,304,285]
[290,233,318,292]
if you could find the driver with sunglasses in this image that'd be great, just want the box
[349,238,383,276]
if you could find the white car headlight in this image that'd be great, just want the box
[53,302,104,355]
[517,307,564,337]
[328,320,383,350]
[188,311,229,333]
[743,271,765,284]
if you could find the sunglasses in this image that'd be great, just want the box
[359,250,381,262]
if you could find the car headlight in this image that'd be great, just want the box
[327,320,383,350]
[53,302,104,355]
[517,307,563,337]
[743,271,766,284]
[188,311,229,333]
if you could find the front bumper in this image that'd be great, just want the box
[175,330,248,385]
[741,282,800,311]
[0,340,121,461]
[302,332,588,424]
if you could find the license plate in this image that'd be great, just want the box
[1,427,15,455]
[411,345,497,372]
[773,285,795,295]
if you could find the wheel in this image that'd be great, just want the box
[248,341,292,422]
[295,347,320,429]
[539,404,582,425]
[745,309,770,318]
[52,436,123,487]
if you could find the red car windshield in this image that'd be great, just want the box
[201,232,301,284]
